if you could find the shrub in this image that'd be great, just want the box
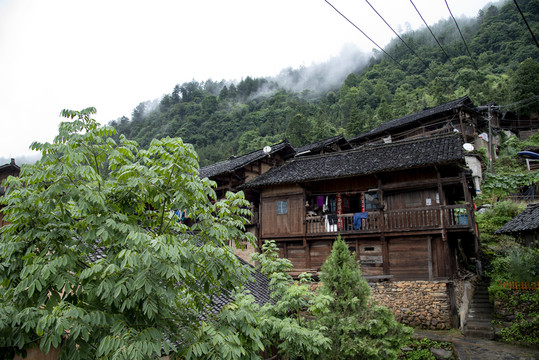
[316,236,412,360]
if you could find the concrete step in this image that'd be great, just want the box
[463,328,495,339]
[468,314,493,322]
[463,279,495,339]
[465,320,493,330]
[469,307,493,314]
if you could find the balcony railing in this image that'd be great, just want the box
[305,205,471,235]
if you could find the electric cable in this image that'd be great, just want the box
[364,0,437,77]
[498,95,539,111]
[512,0,539,48]
[444,0,478,69]
[409,0,456,68]
[324,0,405,71]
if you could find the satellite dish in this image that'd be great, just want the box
[263,146,271,155]
[463,143,474,151]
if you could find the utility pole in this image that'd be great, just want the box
[488,105,494,174]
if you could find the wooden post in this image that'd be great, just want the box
[427,236,433,281]
[436,167,448,242]
[378,177,385,234]
[458,110,466,142]
[258,192,263,250]
[382,236,389,275]
[306,241,311,270]
[461,171,480,257]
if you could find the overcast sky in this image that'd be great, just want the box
[0,0,495,163]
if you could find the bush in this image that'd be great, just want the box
[475,200,525,244]
[399,338,454,360]
[316,236,412,360]
[491,288,539,346]
[488,245,539,347]
[488,247,539,283]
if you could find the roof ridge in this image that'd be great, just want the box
[200,140,289,170]
[350,96,474,141]
[290,133,461,163]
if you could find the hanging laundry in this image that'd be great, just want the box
[329,195,337,213]
[325,214,338,232]
[175,209,186,222]
[317,195,324,207]
[323,196,329,213]
[353,212,368,230]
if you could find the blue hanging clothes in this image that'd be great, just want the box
[175,209,186,222]
[353,212,368,230]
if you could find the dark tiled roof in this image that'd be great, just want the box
[206,257,271,315]
[295,135,352,156]
[495,203,539,234]
[199,141,295,179]
[0,159,20,173]
[242,134,464,188]
[349,96,476,143]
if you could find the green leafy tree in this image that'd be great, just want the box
[251,241,331,360]
[507,58,539,115]
[316,236,412,360]
[183,240,331,360]
[479,133,539,204]
[0,108,257,359]
[286,113,312,146]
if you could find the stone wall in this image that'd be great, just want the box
[370,280,452,330]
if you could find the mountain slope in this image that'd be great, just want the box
[110,0,539,166]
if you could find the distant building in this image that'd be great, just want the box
[495,203,539,248]
[0,158,20,227]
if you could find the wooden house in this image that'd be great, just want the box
[348,96,490,149]
[198,141,296,260]
[0,159,20,227]
[349,96,494,195]
[495,203,539,248]
[294,134,352,157]
[241,134,479,281]
[199,140,295,201]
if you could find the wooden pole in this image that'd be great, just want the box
[427,236,433,281]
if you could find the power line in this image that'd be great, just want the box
[498,95,539,111]
[323,0,405,71]
[409,0,456,68]
[513,0,539,48]
[364,0,437,78]
[444,0,478,69]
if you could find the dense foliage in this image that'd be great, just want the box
[317,237,412,360]
[478,132,539,205]
[398,338,454,360]
[0,108,256,359]
[492,288,539,346]
[251,241,331,360]
[110,0,538,165]
[471,121,539,348]
[488,246,539,347]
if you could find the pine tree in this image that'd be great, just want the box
[317,236,412,360]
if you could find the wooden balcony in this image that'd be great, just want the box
[305,205,472,235]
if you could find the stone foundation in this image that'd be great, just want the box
[370,280,452,330]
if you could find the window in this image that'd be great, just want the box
[277,200,287,215]
[364,193,380,210]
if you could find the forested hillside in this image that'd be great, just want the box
[110,0,539,166]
